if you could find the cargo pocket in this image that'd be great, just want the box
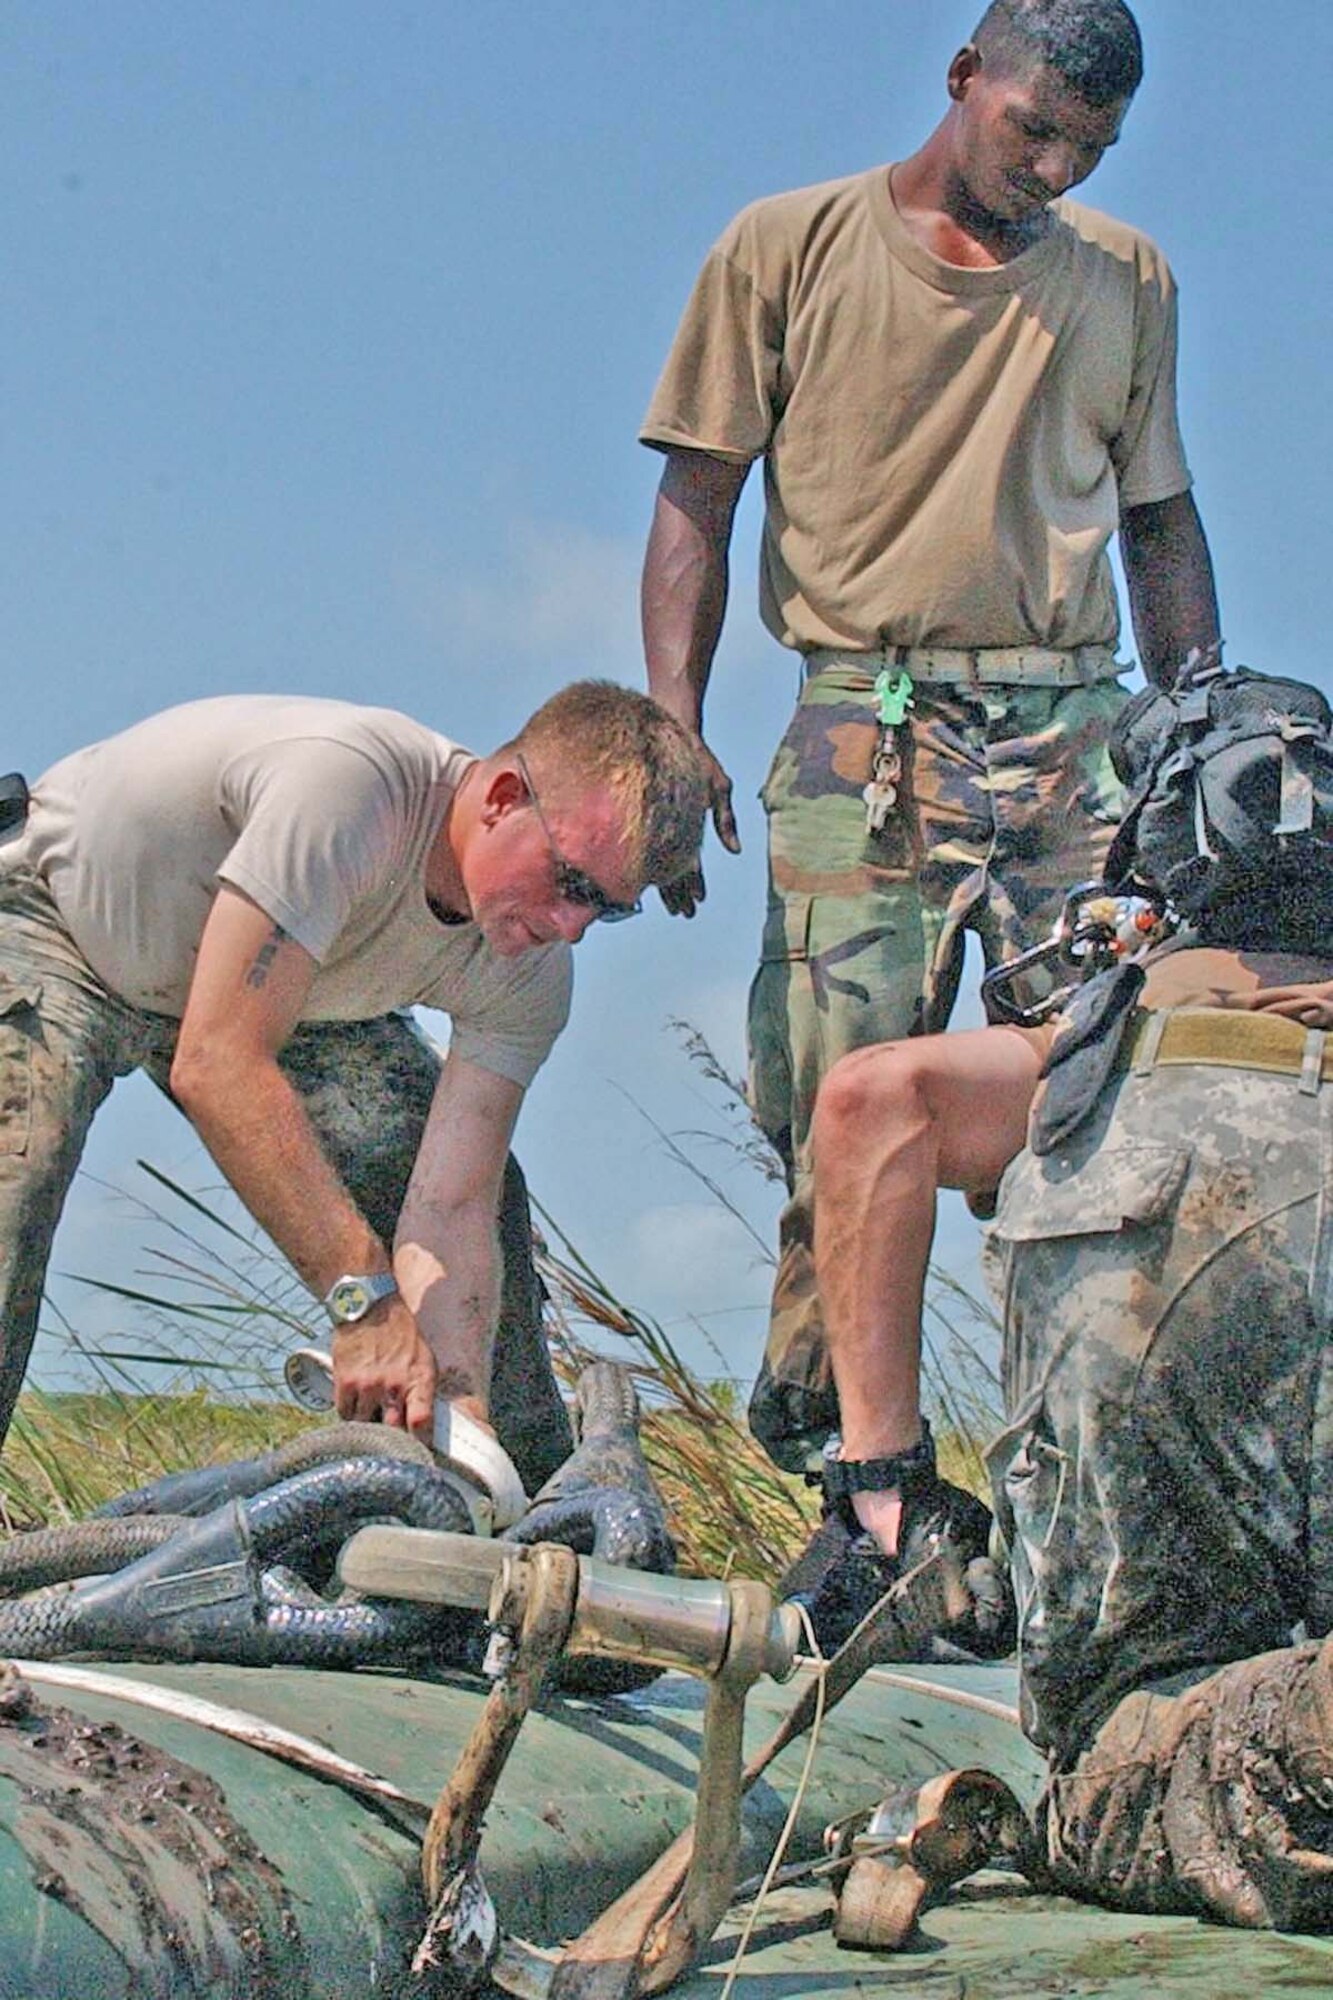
[992,1136,1191,1244]
[758,890,812,966]
[0,969,41,1157]
[758,715,815,968]
[989,1135,1192,1409]
[759,683,911,974]
[986,1396,1075,1749]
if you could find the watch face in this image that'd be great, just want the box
[326,1273,398,1325]
[329,1278,372,1324]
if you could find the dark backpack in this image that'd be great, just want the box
[1104,662,1333,953]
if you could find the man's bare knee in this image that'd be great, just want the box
[813,1041,930,1159]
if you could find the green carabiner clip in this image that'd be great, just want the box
[874,666,914,729]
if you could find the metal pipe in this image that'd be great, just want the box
[337,1526,801,1683]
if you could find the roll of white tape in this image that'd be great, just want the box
[281,1347,529,1533]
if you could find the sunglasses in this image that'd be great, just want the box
[515,753,642,924]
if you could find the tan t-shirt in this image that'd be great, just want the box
[19,695,572,1089]
[641,168,1191,654]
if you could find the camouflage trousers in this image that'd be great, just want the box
[1040,1639,1333,1931]
[0,863,572,1484]
[748,663,1126,1469]
[986,1014,1333,1926]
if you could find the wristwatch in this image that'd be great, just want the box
[323,1272,400,1327]
[820,1418,936,1506]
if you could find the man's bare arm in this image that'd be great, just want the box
[169,884,437,1435]
[641,446,750,914]
[1119,490,1222,687]
[1247,981,1333,1030]
[392,1054,524,1430]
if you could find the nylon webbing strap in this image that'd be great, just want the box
[802,643,1120,688]
[1128,1007,1333,1083]
[1303,1100,1333,1633]
[1130,1008,1169,1075]
[1312,1097,1333,1324]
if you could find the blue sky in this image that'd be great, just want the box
[7,1,1332,1396]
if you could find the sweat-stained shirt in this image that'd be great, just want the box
[641,167,1192,654]
[16,694,572,1090]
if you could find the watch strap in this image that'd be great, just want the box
[821,1418,937,1506]
[324,1271,400,1326]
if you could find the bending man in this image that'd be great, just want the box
[0,684,708,1481]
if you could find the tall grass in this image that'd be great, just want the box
[0,1163,323,1532]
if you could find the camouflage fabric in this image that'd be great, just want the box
[747,663,1126,1469]
[0,863,572,1483]
[985,1013,1333,1924]
[1039,1637,1333,1931]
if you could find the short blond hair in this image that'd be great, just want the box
[507,681,710,888]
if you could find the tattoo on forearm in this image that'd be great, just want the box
[245,923,290,990]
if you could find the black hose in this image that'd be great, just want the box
[243,1454,471,1563]
[4,1365,680,1686]
[575,1358,641,1439]
[0,1517,186,1595]
[2,1431,442,1596]
[507,1360,676,1573]
[94,1421,433,1518]
[0,1457,480,1669]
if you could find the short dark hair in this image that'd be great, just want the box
[973,0,1143,107]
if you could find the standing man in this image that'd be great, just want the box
[0,683,709,1480]
[639,0,1220,1472]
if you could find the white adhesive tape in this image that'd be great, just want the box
[281,1347,529,1535]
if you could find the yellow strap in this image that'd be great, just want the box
[1130,1007,1333,1081]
